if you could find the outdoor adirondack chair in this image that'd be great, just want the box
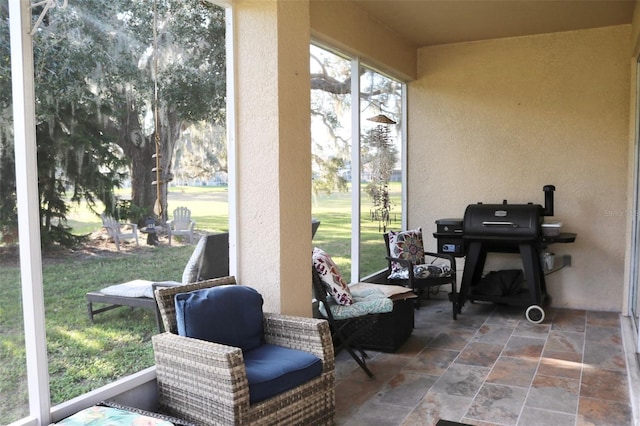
[100,214,139,251]
[166,206,196,245]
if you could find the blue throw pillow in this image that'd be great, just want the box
[174,285,264,352]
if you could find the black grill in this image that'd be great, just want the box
[435,185,576,324]
[463,184,555,242]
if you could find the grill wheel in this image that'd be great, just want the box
[525,305,545,324]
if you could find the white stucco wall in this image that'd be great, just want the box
[623,1,640,318]
[310,0,416,81]
[234,0,312,315]
[409,25,631,312]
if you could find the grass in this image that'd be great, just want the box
[0,246,196,421]
[0,183,400,422]
[66,185,230,235]
[312,183,402,278]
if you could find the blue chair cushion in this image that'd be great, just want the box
[244,343,323,404]
[175,285,264,352]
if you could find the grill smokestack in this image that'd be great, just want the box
[543,185,555,217]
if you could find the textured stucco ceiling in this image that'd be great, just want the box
[351,0,636,47]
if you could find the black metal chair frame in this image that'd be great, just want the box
[311,267,377,378]
[383,233,459,319]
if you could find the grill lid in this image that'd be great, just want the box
[463,203,543,239]
[463,185,555,240]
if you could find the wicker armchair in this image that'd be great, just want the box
[152,276,335,426]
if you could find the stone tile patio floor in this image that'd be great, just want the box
[334,297,634,426]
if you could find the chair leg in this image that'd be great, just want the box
[343,342,374,378]
[334,329,373,378]
[332,321,375,378]
[413,288,424,309]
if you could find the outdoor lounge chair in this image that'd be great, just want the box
[86,233,229,330]
[86,280,180,331]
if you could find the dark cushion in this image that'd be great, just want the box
[244,343,323,404]
[199,233,230,280]
[174,285,264,352]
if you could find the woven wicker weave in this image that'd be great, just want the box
[152,276,335,425]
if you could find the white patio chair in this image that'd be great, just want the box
[101,214,139,251]
[166,206,196,245]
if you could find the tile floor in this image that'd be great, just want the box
[334,297,635,426]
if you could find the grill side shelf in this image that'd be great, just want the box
[540,232,576,245]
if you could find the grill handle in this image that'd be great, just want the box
[543,184,555,216]
[482,221,519,228]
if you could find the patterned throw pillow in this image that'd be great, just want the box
[312,247,353,305]
[53,405,175,426]
[391,263,453,280]
[387,228,426,279]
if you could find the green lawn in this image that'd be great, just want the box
[0,183,400,422]
[312,186,402,278]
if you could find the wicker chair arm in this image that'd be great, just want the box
[263,313,335,373]
[152,332,251,420]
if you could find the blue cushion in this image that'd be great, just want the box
[244,344,323,404]
[175,285,264,352]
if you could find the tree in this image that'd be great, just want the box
[47,0,227,222]
[173,121,227,185]
[310,45,402,210]
[0,0,227,245]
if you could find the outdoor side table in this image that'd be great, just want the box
[140,226,159,245]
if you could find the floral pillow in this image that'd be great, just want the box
[388,228,426,279]
[312,247,353,305]
[54,405,175,426]
[391,263,453,280]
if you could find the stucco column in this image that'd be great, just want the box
[233,0,312,315]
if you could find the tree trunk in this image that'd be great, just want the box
[129,141,156,223]
[119,104,181,224]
